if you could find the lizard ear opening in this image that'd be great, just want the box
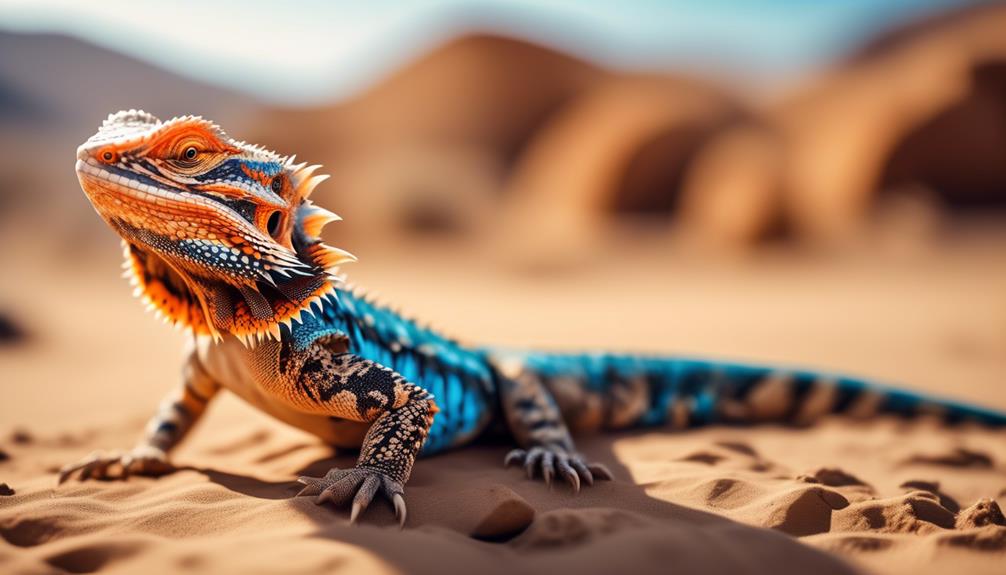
[266,210,283,239]
[291,200,355,272]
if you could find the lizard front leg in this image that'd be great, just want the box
[59,353,220,483]
[493,357,613,491]
[272,344,436,526]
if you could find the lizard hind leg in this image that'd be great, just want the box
[493,356,613,492]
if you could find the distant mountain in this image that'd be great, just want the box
[769,2,1006,241]
[250,33,610,239]
[249,33,747,249]
[0,30,611,245]
[0,31,262,242]
[254,33,604,164]
[0,76,46,122]
[0,31,259,133]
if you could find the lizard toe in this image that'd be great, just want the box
[557,458,580,493]
[588,462,614,481]
[317,471,364,505]
[78,456,113,481]
[349,475,380,524]
[59,448,170,484]
[503,448,527,468]
[541,451,556,488]
[570,459,594,487]
[296,468,347,497]
[59,451,105,483]
[122,446,172,478]
[522,446,548,479]
[505,445,613,491]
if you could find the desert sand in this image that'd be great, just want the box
[2,225,1005,575]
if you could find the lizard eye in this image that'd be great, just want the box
[102,151,114,162]
[270,174,284,194]
[182,146,199,160]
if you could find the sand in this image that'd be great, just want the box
[2,230,1006,575]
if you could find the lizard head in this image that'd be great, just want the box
[75,110,354,343]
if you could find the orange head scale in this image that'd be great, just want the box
[75,110,355,343]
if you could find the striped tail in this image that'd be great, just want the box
[517,352,1006,432]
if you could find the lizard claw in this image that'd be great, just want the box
[541,451,555,488]
[349,500,364,524]
[587,462,614,482]
[296,467,407,526]
[392,492,407,528]
[503,449,526,468]
[296,468,343,499]
[504,446,612,492]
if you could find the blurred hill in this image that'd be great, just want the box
[708,2,1006,246]
[261,34,604,157]
[0,31,260,247]
[500,73,745,258]
[250,33,609,241]
[253,3,1006,256]
[2,2,1006,261]
[253,34,744,256]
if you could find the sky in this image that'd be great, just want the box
[0,0,987,104]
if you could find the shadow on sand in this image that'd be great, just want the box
[194,430,861,575]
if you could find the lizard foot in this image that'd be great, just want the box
[504,446,613,492]
[296,467,407,527]
[58,445,173,484]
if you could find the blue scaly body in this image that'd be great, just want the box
[289,288,1006,457]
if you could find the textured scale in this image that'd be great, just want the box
[285,289,495,454]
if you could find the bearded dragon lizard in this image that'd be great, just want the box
[62,110,1006,526]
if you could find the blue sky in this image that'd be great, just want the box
[0,0,986,104]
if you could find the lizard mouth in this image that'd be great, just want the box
[75,157,189,247]
[75,155,192,206]
[77,159,180,210]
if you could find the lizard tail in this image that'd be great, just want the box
[518,353,1006,431]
